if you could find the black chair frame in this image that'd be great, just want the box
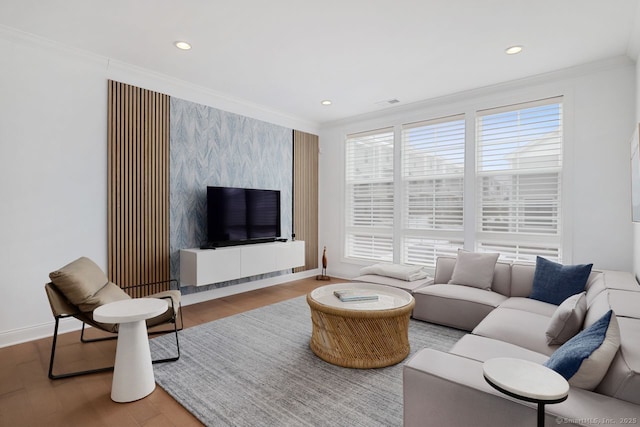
[48,279,183,380]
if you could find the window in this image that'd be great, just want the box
[401,116,465,266]
[343,97,564,267]
[476,98,563,262]
[345,128,394,261]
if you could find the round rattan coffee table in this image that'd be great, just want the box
[307,283,415,369]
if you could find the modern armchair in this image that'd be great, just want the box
[45,256,182,380]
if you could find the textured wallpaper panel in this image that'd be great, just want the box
[170,97,292,293]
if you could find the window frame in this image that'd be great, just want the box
[340,92,571,270]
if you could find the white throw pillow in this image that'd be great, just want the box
[448,250,499,290]
[546,292,587,345]
[359,263,427,282]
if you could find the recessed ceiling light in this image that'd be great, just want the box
[175,41,192,50]
[505,45,523,55]
[321,100,332,106]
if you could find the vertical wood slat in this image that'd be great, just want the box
[293,130,319,272]
[107,80,170,292]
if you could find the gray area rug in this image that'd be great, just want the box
[150,296,466,427]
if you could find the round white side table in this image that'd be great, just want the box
[483,357,569,427]
[94,298,168,403]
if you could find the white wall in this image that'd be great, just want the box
[319,58,636,280]
[0,28,318,347]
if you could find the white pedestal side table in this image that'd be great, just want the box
[94,298,168,403]
[483,357,569,427]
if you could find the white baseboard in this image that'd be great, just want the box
[0,316,84,349]
[0,269,322,348]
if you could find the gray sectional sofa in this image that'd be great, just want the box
[400,256,640,427]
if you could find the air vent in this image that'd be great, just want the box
[374,99,400,106]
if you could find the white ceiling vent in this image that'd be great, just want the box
[375,99,400,106]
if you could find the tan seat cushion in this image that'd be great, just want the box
[49,257,109,306]
[147,289,182,326]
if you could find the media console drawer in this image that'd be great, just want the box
[180,241,305,286]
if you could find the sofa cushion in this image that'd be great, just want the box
[413,284,507,331]
[585,272,607,306]
[545,292,587,345]
[584,289,611,329]
[472,307,558,356]
[49,257,109,306]
[497,297,557,317]
[352,274,433,292]
[434,256,511,296]
[359,263,427,281]
[608,290,640,319]
[529,257,593,305]
[599,270,640,291]
[448,250,499,290]
[544,310,620,390]
[595,316,640,404]
[450,334,549,365]
[509,262,536,297]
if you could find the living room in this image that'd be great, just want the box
[1,1,640,426]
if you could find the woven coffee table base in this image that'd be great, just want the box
[307,294,415,369]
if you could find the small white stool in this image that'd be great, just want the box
[94,298,168,403]
[483,357,569,427]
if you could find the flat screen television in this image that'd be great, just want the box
[204,186,281,248]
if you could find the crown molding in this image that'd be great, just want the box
[0,24,319,134]
[320,55,634,130]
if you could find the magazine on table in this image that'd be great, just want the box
[333,290,379,302]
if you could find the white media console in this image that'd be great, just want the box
[179,240,305,286]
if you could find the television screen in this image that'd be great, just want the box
[206,186,281,246]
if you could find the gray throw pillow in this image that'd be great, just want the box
[448,250,500,290]
[546,292,587,345]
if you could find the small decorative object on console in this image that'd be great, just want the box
[316,246,330,280]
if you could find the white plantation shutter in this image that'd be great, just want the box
[345,128,394,261]
[401,116,465,267]
[476,97,563,262]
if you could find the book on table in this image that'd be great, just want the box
[333,290,379,302]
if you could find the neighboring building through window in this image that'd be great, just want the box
[476,98,563,262]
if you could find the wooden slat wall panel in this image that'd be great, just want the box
[293,130,319,272]
[107,80,170,294]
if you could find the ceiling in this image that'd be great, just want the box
[1,0,639,126]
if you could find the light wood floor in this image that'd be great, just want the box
[0,277,333,427]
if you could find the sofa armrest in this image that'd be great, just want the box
[403,349,640,427]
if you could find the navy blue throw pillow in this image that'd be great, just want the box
[529,257,592,305]
[544,310,620,390]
